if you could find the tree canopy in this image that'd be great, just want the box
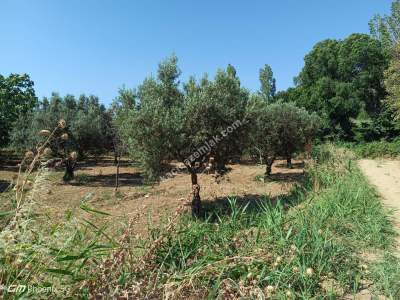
[370,0,400,51]
[247,99,320,176]
[384,42,400,122]
[0,74,37,147]
[259,64,276,102]
[115,56,250,214]
[280,34,395,141]
[10,92,112,156]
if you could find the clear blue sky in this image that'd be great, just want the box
[0,0,393,105]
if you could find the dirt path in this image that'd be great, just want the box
[358,159,400,246]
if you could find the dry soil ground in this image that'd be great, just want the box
[358,159,400,249]
[0,157,305,235]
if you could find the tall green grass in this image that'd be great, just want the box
[134,144,397,299]
[370,253,400,297]
[0,187,117,298]
[339,139,400,158]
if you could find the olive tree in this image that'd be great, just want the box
[115,55,183,181]
[182,66,248,173]
[246,95,279,175]
[247,100,320,178]
[116,57,249,215]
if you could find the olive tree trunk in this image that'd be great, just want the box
[190,170,201,217]
[115,154,120,192]
[264,156,275,179]
[63,160,75,182]
[286,156,292,169]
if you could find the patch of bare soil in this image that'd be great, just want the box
[0,157,305,236]
[358,159,400,250]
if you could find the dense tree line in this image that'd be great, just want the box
[11,93,113,155]
[277,33,398,141]
[372,0,400,122]
[274,0,400,141]
[9,93,114,180]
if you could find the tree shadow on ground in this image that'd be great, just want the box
[199,188,304,221]
[238,159,260,166]
[0,158,20,172]
[254,170,306,184]
[0,180,12,193]
[274,161,305,169]
[78,158,134,169]
[266,171,306,183]
[0,165,19,172]
[69,172,144,187]
[0,150,22,170]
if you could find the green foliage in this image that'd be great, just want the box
[0,74,37,147]
[291,34,395,141]
[115,55,183,181]
[369,0,400,51]
[0,191,116,298]
[180,66,248,170]
[384,42,400,121]
[370,254,400,298]
[259,64,276,102]
[339,140,400,158]
[116,56,249,180]
[247,99,320,174]
[9,93,112,156]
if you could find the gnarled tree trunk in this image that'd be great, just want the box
[190,170,201,217]
[304,139,312,159]
[63,159,75,182]
[115,154,120,192]
[286,155,292,169]
[264,156,275,179]
[214,153,227,175]
[114,152,118,166]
